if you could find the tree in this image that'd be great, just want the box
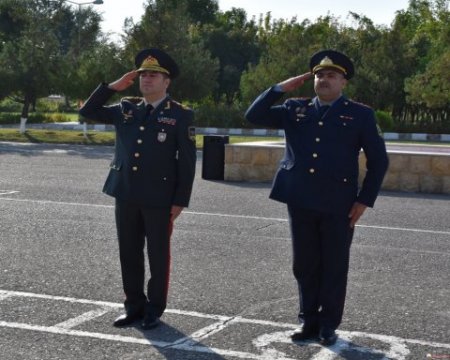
[240,15,343,104]
[0,0,61,130]
[0,0,103,132]
[403,1,450,131]
[122,0,218,101]
[199,8,260,103]
[405,50,450,109]
[184,0,218,24]
[388,0,449,129]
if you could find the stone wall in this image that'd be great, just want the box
[374,152,450,194]
[224,142,450,194]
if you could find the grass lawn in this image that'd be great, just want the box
[0,128,448,147]
[0,128,283,148]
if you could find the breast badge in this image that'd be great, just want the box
[295,106,307,121]
[157,117,177,126]
[157,132,167,142]
[122,110,133,121]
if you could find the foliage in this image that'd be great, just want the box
[0,0,448,133]
[0,112,75,124]
[191,97,249,128]
[375,110,394,132]
[121,0,219,101]
[198,8,260,103]
[0,0,104,119]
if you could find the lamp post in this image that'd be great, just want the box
[63,0,103,137]
[63,0,103,55]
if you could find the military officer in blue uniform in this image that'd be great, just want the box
[245,50,389,345]
[79,48,196,330]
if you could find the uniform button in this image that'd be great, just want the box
[137,139,143,144]
[132,166,138,171]
[140,126,145,131]
[134,153,140,158]
[318,121,324,126]
[312,153,318,158]
[163,177,167,180]
[309,168,315,174]
[343,178,348,182]
[315,137,320,142]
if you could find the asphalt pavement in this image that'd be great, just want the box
[0,142,449,360]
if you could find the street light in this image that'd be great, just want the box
[64,0,104,6]
[63,0,103,55]
[62,0,103,138]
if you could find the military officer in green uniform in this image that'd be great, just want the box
[80,48,196,330]
[245,50,389,346]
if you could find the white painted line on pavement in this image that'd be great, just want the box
[0,289,449,360]
[0,292,12,301]
[0,190,19,196]
[1,197,449,236]
[53,308,110,329]
[0,321,283,360]
[0,197,112,209]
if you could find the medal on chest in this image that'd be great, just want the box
[157,131,167,142]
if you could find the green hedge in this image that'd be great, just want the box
[192,100,250,128]
[375,110,394,132]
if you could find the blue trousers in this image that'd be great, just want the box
[288,206,354,330]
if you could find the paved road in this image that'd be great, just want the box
[0,142,449,360]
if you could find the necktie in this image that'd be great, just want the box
[145,104,154,117]
[318,105,330,118]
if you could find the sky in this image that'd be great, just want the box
[88,0,412,41]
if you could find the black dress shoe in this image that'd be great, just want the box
[113,311,143,327]
[291,325,319,341]
[319,328,338,346]
[141,313,160,330]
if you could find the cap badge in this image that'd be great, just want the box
[141,56,160,68]
[319,56,334,66]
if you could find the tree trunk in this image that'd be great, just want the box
[19,95,31,134]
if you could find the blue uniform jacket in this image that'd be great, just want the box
[245,86,389,214]
[80,84,196,208]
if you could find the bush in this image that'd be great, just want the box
[192,98,250,128]
[42,113,73,123]
[375,110,394,132]
[0,99,22,112]
[0,112,74,124]
[36,97,74,113]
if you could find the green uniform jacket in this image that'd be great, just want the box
[80,83,196,208]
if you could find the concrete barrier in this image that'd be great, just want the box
[224,141,450,194]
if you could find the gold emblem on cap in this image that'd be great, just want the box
[143,56,159,67]
[320,56,334,66]
[138,56,170,75]
[313,56,347,75]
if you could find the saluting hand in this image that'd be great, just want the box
[108,71,138,92]
[278,72,312,92]
[348,202,367,228]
